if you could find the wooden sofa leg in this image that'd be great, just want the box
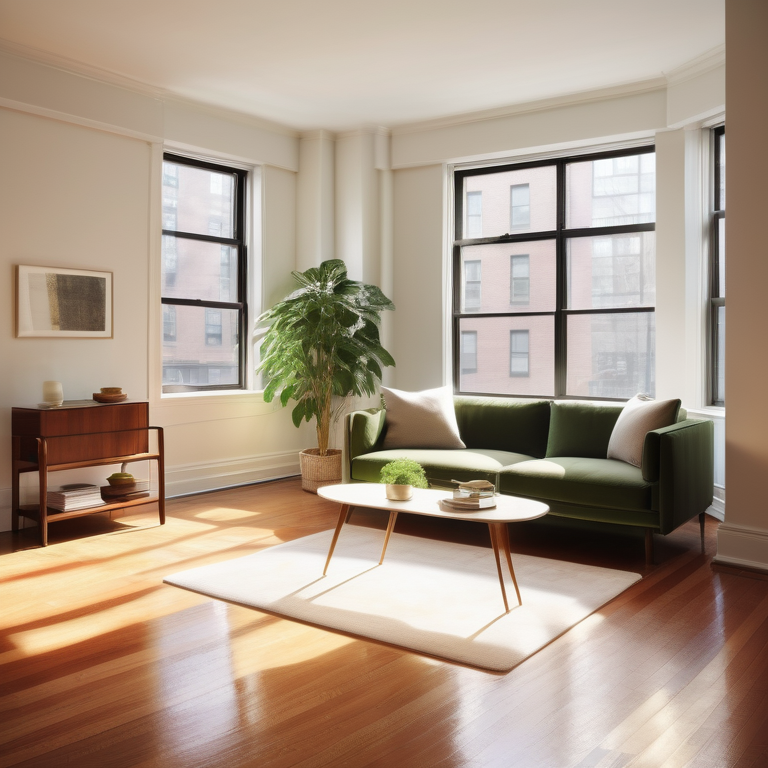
[699,512,706,554]
[645,529,654,566]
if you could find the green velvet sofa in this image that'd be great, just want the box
[343,397,714,563]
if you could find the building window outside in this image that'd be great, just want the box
[163,305,176,342]
[161,153,247,392]
[163,164,178,188]
[510,184,530,230]
[163,235,177,288]
[466,191,482,238]
[711,125,725,406]
[510,254,530,304]
[509,330,529,376]
[205,309,223,345]
[461,331,478,373]
[454,146,656,399]
[464,260,482,311]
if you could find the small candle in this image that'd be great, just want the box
[42,381,63,406]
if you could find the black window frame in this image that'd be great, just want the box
[453,145,656,400]
[710,125,725,407]
[161,152,248,393]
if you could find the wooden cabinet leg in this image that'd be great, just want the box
[157,427,166,525]
[12,436,20,533]
[37,437,48,547]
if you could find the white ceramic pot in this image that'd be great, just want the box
[385,483,413,501]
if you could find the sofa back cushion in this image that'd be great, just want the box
[454,397,551,458]
[545,401,623,459]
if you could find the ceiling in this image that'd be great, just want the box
[0,0,724,133]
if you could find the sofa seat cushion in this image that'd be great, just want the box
[351,449,534,485]
[499,457,652,511]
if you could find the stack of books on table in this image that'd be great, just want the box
[439,480,497,511]
[47,484,106,512]
[100,480,150,503]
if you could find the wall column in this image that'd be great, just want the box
[716,0,768,571]
[296,130,335,272]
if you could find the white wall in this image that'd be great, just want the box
[391,165,446,390]
[0,51,307,531]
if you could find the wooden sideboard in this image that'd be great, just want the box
[12,400,165,546]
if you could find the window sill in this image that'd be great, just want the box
[687,406,725,420]
[160,389,265,403]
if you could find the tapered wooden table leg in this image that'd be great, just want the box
[323,504,351,576]
[497,522,522,606]
[379,511,398,564]
[488,524,510,613]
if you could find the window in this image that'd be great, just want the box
[454,147,656,398]
[161,153,247,392]
[710,125,725,406]
[509,330,529,376]
[162,236,177,288]
[163,305,176,343]
[464,260,481,311]
[510,254,530,304]
[466,191,482,238]
[510,184,530,230]
[461,331,478,373]
[205,309,223,345]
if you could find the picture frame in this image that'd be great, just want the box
[16,265,113,338]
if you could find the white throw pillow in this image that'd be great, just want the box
[381,386,466,450]
[607,394,681,468]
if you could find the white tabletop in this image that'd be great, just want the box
[318,483,548,524]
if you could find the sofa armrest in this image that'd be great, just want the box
[343,408,386,483]
[642,419,714,534]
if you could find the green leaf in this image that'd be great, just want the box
[291,401,306,428]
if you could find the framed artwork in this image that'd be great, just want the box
[16,265,113,338]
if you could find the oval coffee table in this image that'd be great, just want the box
[318,484,549,612]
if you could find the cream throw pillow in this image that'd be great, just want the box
[381,386,466,450]
[607,394,681,468]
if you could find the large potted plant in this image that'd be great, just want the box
[256,259,395,492]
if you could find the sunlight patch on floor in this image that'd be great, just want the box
[194,507,261,521]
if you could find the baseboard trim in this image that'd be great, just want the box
[714,522,768,573]
[0,451,302,533]
[163,451,301,498]
[707,497,724,522]
[711,560,768,581]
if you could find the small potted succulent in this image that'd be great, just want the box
[379,458,429,501]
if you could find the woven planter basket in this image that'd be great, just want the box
[299,448,342,493]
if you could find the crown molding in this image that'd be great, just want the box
[299,129,337,142]
[336,125,391,140]
[665,45,725,86]
[0,37,298,138]
[390,77,668,137]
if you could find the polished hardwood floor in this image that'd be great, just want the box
[1,478,766,768]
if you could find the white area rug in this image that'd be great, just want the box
[164,527,641,672]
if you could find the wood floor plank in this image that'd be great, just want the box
[1,479,767,767]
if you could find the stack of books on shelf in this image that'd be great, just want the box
[100,480,150,503]
[439,480,497,512]
[48,484,106,512]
